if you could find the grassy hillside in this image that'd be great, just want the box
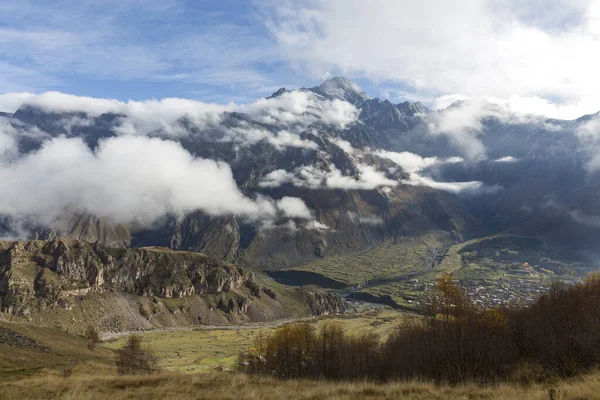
[0,319,115,380]
[102,310,405,373]
[2,313,600,399]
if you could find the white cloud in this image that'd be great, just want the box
[332,138,355,154]
[0,90,357,151]
[239,90,358,129]
[261,0,600,118]
[323,164,396,190]
[432,95,471,111]
[374,148,497,194]
[494,156,519,163]
[576,115,600,171]
[304,220,329,230]
[276,196,313,219]
[225,126,318,150]
[259,162,397,190]
[426,101,497,160]
[408,176,501,195]
[375,150,440,173]
[0,135,315,226]
[259,169,296,188]
[0,131,16,159]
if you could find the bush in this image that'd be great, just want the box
[61,364,74,379]
[509,274,600,377]
[116,335,159,375]
[242,274,600,384]
[85,325,100,351]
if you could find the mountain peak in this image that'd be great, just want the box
[267,87,289,99]
[309,76,370,105]
[396,101,429,116]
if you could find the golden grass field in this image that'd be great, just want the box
[3,310,600,399]
[102,310,407,372]
[3,367,600,400]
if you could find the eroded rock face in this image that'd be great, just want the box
[0,239,253,316]
[298,285,356,316]
[0,239,353,331]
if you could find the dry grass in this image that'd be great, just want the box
[102,310,405,372]
[0,321,115,379]
[2,368,600,400]
[3,314,600,399]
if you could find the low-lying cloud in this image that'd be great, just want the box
[0,89,358,150]
[259,163,397,190]
[575,114,600,171]
[374,149,496,195]
[0,134,315,232]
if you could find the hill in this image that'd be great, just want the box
[0,239,352,334]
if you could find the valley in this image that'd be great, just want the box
[268,234,593,310]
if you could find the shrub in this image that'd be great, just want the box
[61,364,74,379]
[85,325,100,351]
[242,274,600,384]
[116,335,159,375]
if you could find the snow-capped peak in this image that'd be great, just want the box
[309,77,371,105]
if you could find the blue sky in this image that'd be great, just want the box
[0,0,432,105]
[0,0,289,102]
[2,0,600,118]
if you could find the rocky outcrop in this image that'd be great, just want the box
[0,239,254,316]
[298,285,355,316]
[0,239,352,332]
[0,326,48,352]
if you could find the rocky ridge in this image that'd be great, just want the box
[0,239,352,332]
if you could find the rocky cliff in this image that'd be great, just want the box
[0,239,352,333]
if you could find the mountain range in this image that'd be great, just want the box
[1,77,600,309]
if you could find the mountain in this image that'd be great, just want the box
[1,77,600,308]
[309,76,371,105]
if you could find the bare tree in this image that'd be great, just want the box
[116,335,159,375]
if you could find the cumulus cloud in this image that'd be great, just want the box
[259,169,296,188]
[0,134,314,229]
[260,0,600,118]
[276,196,313,219]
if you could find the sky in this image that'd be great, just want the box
[2,0,600,118]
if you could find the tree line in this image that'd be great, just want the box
[240,274,600,384]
